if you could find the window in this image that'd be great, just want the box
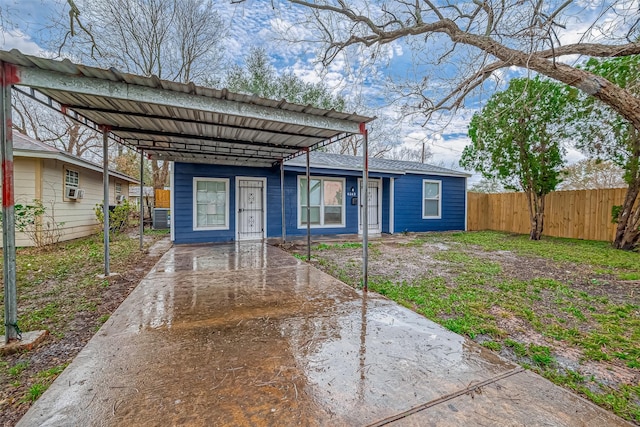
[299,177,345,227]
[193,178,229,230]
[422,180,441,219]
[115,183,122,195]
[65,169,79,188]
[65,169,79,200]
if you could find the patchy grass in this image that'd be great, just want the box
[0,230,169,424]
[448,231,640,278]
[301,231,640,423]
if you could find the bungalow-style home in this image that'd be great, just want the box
[2,132,138,246]
[171,152,469,244]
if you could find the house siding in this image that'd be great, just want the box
[174,163,281,244]
[45,159,104,242]
[174,163,364,244]
[1,157,135,247]
[8,158,39,246]
[393,173,466,233]
[173,163,466,244]
[382,178,391,233]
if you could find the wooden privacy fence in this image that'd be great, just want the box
[467,188,629,242]
[155,189,171,208]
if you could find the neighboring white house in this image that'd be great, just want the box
[129,185,154,209]
[0,132,138,246]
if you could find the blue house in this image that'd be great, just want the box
[170,152,469,244]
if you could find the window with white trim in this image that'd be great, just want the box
[422,180,441,219]
[115,182,122,195]
[65,169,79,188]
[298,177,345,227]
[193,178,229,230]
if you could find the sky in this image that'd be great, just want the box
[1,0,636,184]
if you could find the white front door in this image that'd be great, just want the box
[236,178,266,241]
[359,179,382,234]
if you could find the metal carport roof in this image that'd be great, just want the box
[0,49,373,167]
[1,49,375,345]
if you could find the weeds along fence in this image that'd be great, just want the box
[467,187,629,242]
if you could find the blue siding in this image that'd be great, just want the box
[173,163,466,244]
[393,174,466,233]
[382,179,390,233]
[174,163,282,244]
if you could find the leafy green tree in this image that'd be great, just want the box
[461,77,572,240]
[567,56,640,250]
[225,47,345,111]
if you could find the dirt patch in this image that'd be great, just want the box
[0,233,171,427]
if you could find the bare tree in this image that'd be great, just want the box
[470,178,509,194]
[12,91,103,159]
[55,0,227,188]
[383,146,428,163]
[559,159,626,190]
[288,1,640,133]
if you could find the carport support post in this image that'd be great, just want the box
[306,148,311,261]
[280,160,286,243]
[139,149,144,250]
[102,127,110,276]
[360,123,369,291]
[1,63,18,342]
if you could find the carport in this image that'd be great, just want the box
[0,49,374,343]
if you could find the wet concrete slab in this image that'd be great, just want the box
[18,242,631,426]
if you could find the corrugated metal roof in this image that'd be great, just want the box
[1,49,374,167]
[12,131,139,183]
[285,152,471,177]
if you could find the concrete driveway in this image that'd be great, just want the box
[18,242,631,426]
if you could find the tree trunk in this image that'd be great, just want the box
[613,180,640,250]
[151,160,169,190]
[525,191,545,240]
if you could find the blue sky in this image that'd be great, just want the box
[1,0,633,182]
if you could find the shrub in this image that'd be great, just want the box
[94,200,133,234]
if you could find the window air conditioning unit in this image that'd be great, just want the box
[66,187,81,200]
[76,189,85,199]
[116,195,126,203]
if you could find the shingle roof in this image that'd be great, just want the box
[13,132,60,152]
[285,152,470,177]
[12,132,139,183]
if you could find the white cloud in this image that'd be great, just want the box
[0,28,42,55]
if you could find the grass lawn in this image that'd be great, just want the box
[296,231,640,424]
[0,229,170,426]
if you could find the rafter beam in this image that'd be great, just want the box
[110,126,317,150]
[60,104,330,139]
